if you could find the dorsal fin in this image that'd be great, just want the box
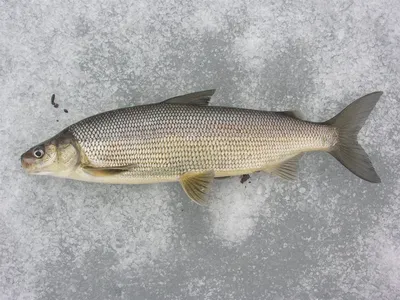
[161,89,216,106]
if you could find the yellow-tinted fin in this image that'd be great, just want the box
[161,89,216,106]
[180,170,215,205]
[267,154,303,180]
[82,164,136,177]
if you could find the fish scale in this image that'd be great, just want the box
[69,103,336,180]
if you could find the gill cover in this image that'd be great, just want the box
[21,130,80,175]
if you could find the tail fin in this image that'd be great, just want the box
[325,92,383,183]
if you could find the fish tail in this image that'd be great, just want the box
[324,91,383,183]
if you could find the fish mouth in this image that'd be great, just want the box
[21,165,51,175]
[21,165,38,174]
[21,155,53,175]
[21,154,30,170]
[21,153,38,173]
[23,168,40,174]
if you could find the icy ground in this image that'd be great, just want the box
[1,0,400,299]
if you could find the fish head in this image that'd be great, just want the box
[21,130,80,176]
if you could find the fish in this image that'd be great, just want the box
[21,90,382,205]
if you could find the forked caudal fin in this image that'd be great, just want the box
[324,91,383,183]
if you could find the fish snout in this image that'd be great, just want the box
[21,151,35,170]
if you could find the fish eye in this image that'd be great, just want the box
[33,147,45,158]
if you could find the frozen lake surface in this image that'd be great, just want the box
[1,0,399,299]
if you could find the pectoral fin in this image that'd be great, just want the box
[82,164,136,177]
[266,154,303,180]
[180,170,215,205]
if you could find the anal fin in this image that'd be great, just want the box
[267,154,303,180]
[180,170,215,205]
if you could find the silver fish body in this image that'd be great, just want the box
[69,104,335,182]
[21,90,382,204]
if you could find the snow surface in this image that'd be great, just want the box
[1,0,400,299]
